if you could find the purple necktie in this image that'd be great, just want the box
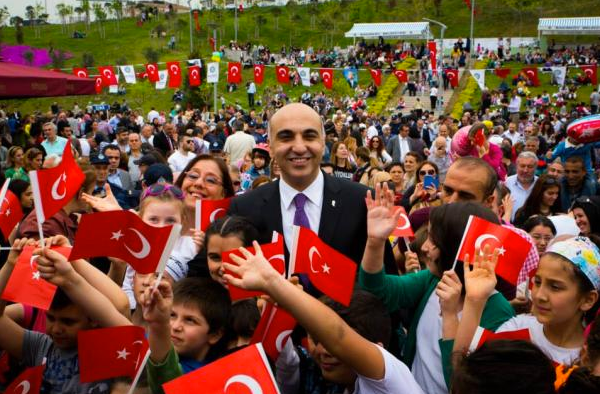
[293,193,310,229]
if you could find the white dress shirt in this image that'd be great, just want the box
[398,136,410,163]
[279,171,324,253]
[506,174,537,221]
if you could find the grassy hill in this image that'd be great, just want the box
[0,0,598,114]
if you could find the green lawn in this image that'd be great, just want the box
[1,0,599,113]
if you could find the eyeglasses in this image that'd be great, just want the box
[184,171,222,186]
[419,169,436,176]
[141,183,185,201]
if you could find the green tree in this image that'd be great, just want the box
[0,6,9,43]
[143,47,160,63]
[23,50,34,65]
[505,0,542,36]
[254,14,267,39]
[82,52,95,67]
[13,17,24,43]
[307,3,319,29]
[81,0,91,29]
[50,50,67,69]
[93,3,107,39]
[74,6,84,23]
[56,3,73,34]
[271,7,282,30]
[112,0,123,33]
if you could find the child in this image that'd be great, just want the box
[454,236,600,366]
[205,216,259,287]
[142,277,231,394]
[241,144,271,191]
[223,248,425,394]
[0,236,131,393]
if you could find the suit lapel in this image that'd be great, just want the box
[318,174,342,245]
[262,180,284,236]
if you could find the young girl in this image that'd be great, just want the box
[359,185,514,394]
[454,236,600,366]
[241,144,271,191]
[513,174,563,227]
[330,141,356,180]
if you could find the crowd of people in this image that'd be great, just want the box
[0,38,600,393]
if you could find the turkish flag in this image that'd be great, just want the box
[163,344,279,394]
[477,328,531,349]
[29,143,85,223]
[136,71,148,79]
[1,245,71,310]
[167,61,182,88]
[197,198,231,232]
[0,179,24,239]
[319,68,333,90]
[581,65,597,85]
[5,365,44,394]
[94,76,103,93]
[369,69,382,86]
[70,210,180,275]
[276,65,290,84]
[456,216,532,286]
[391,206,414,238]
[254,64,265,84]
[250,302,296,361]
[291,226,356,306]
[78,325,149,383]
[223,235,285,301]
[227,62,242,84]
[445,68,459,88]
[428,41,437,75]
[72,67,88,78]
[494,68,511,79]
[188,65,201,86]
[145,63,160,83]
[392,69,408,83]
[97,66,117,86]
[522,67,540,86]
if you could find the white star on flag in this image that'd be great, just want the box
[322,263,331,274]
[111,230,123,241]
[5,209,9,216]
[497,246,506,256]
[32,271,40,280]
[116,348,130,360]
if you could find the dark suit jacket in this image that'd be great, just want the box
[228,173,398,275]
[153,131,175,158]
[386,135,426,162]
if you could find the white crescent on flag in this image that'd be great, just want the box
[254,66,261,76]
[124,228,151,259]
[51,173,67,200]
[170,64,179,74]
[447,71,456,78]
[224,374,263,394]
[275,330,293,352]
[231,66,239,75]
[307,246,321,274]
[191,69,199,78]
[15,380,31,394]
[473,233,505,255]
[279,68,287,76]
[209,208,226,222]
[102,69,113,78]
[76,70,87,78]
[147,64,156,72]
[584,68,593,77]
[396,213,411,231]
[526,70,535,78]
[322,71,331,81]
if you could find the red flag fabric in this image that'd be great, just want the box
[0,189,24,239]
[522,67,540,87]
[167,61,182,88]
[188,65,201,86]
[276,65,290,84]
[209,37,216,51]
[291,226,356,306]
[391,206,414,238]
[581,65,598,85]
[5,365,44,394]
[135,71,148,79]
[477,328,531,349]
[94,76,103,93]
[192,10,200,31]
[1,245,71,310]
[319,68,333,89]
[163,344,279,394]
[238,3,243,12]
[445,68,459,88]
[250,302,296,361]
[198,198,231,232]
[227,62,242,84]
[428,41,437,76]
[78,325,149,383]
[29,143,85,223]
[97,66,117,86]
[253,64,265,84]
[456,216,532,286]
[494,68,511,79]
[223,236,285,301]
[392,69,408,83]
[70,210,179,275]
[369,69,382,86]
[72,67,88,78]
[145,63,160,83]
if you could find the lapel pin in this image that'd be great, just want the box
[332,200,336,207]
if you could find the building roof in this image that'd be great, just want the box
[344,22,430,40]
[538,17,600,35]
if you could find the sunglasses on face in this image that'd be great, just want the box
[419,169,436,176]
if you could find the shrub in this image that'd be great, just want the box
[369,57,416,115]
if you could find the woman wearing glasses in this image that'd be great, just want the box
[513,174,563,228]
[521,216,556,257]
[402,161,441,214]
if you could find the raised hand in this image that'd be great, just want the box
[191,228,205,254]
[141,280,173,326]
[404,251,421,273]
[6,238,36,266]
[81,183,122,212]
[463,245,500,303]
[223,241,279,292]
[35,248,75,287]
[365,182,402,241]
[436,270,463,316]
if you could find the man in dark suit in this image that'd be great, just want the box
[153,123,176,158]
[386,123,426,162]
[229,103,397,274]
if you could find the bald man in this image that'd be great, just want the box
[229,103,397,274]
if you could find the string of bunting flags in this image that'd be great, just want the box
[51,58,598,95]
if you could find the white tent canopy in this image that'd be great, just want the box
[344,22,430,40]
[538,17,600,36]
